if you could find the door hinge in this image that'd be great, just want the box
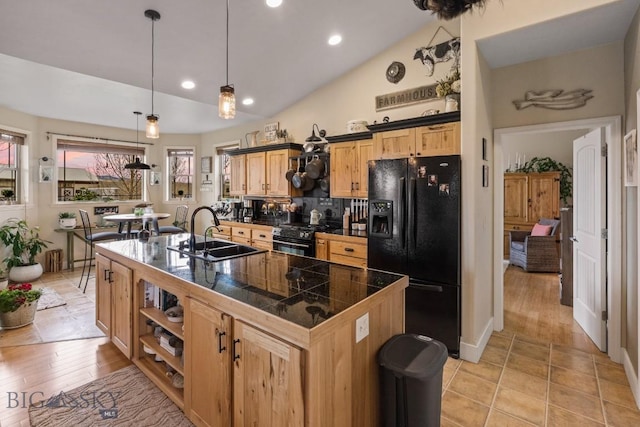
[601,228,608,239]
[601,143,608,157]
[602,310,608,321]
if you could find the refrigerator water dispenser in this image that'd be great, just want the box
[369,200,393,238]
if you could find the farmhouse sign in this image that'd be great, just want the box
[375,84,438,111]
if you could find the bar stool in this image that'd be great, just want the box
[78,209,123,293]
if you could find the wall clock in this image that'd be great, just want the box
[386,61,406,84]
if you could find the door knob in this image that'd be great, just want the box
[569,236,578,243]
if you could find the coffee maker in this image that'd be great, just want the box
[231,202,243,220]
[242,199,254,223]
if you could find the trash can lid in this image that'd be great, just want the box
[377,334,448,378]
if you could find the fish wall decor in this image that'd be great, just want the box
[513,89,593,110]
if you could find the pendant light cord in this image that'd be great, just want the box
[225,0,229,86]
[151,18,155,115]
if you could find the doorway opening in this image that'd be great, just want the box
[493,116,623,363]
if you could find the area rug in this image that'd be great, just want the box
[37,287,67,311]
[29,364,193,426]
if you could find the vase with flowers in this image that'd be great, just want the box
[0,283,41,329]
[435,69,461,112]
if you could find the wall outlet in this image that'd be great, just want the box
[355,313,369,343]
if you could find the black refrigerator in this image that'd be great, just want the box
[368,155,461,357]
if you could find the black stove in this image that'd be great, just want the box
[272,223,341,257]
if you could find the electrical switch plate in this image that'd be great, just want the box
[355,313,369,343]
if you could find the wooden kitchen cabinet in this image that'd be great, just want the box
[243,149,301,197]
[233,320,304,427]
[231,225,252,245]
[250,226,273,250]
[316,232,367,268]
[245,152,266,196]
[330,138,373,198]
[503,172,560,257]
[415,121,461,156]
[229,155,246,196]
[373,121,460,159]
[95,253,133,358]
[184,298,232,427]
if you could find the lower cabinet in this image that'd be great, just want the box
[184,298,232,427]
[315,233,367,267]
[95,253,133,358]
[184,297,303,427]
[233,320,304,426]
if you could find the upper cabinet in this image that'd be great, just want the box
[373,121,460,160]
[504,172,561,224]
[330,138,372,198]
[227,144,303,197]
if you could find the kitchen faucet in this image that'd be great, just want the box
[189,206,221,253]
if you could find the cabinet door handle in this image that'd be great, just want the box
[351,182,354,190]
[409,153,414,157]
[233,338,241,361]
[355,182,360,190]
[428,125,445,130]
[218,331,227,353]
[416,152,421,156]
[238,231,244,235]
[242,184,245,190]
[344,247,355,253]
[259,234,266,238]
[103,269,110,281]
[262,184,265,190]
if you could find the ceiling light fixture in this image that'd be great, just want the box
[266,0,283,7]
[218,0,235,119]
[145,9,161,138]
[242,98,254,106]
[328,34,342,46]
[181,80,195,89]
[125,111,151,170]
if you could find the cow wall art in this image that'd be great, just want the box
[414,37,460,77]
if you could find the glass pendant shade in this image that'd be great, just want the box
[146,114,159,139]
[218,85,236,119]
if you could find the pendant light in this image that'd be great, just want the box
[125,111,151,170]
[305,124,326,142]
[218,0,235,119]
[145,9,161,138]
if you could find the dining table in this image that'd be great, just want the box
[102,212,171,239]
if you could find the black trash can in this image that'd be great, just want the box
[378,334,448,427]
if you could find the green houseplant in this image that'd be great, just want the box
[0,283,42,329]
[0,219,51,282]
[58,212,77,229]
[517,157,573,205]
[1,189,15,204]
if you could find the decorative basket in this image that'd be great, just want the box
[0,301,38,329]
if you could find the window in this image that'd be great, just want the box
[0,129,24,203]
[167,148,194,199]
[216,144,239,200]
[56,138,146,202]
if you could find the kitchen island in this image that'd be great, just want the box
[95,234,407,427]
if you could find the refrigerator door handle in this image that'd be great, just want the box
[399,177,406,249]
[413,284,444,292]
[409,177,416,249]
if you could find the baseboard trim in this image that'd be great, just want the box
[460,317,493,362]
[622,348,640,409]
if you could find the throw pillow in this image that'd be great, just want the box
[531,223,552,236]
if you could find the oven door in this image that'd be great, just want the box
[272,237,315,257]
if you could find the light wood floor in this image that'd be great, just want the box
[1,266,637,426]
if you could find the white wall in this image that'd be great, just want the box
[501,129,582,171]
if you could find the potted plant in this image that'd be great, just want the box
[435,68,461,112]
[1,189,15,204]
[0,283,42,329]
[0,219,51,282]
[58,212,77,229]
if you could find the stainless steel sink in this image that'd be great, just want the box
[167,238,265,262]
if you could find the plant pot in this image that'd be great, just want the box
[59,218,77,229]
[9,263,44,283]
[0,301,38,329]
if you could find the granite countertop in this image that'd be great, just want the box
[97,234,403,329]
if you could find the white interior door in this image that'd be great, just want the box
[573,128,607,351]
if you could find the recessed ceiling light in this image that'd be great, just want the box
[242,98,254,106]
[266,0,282,8]
[328,34,342,46]
[181,80,195,89]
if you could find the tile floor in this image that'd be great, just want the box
[0,270,103,347]
[440,331,640,426]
